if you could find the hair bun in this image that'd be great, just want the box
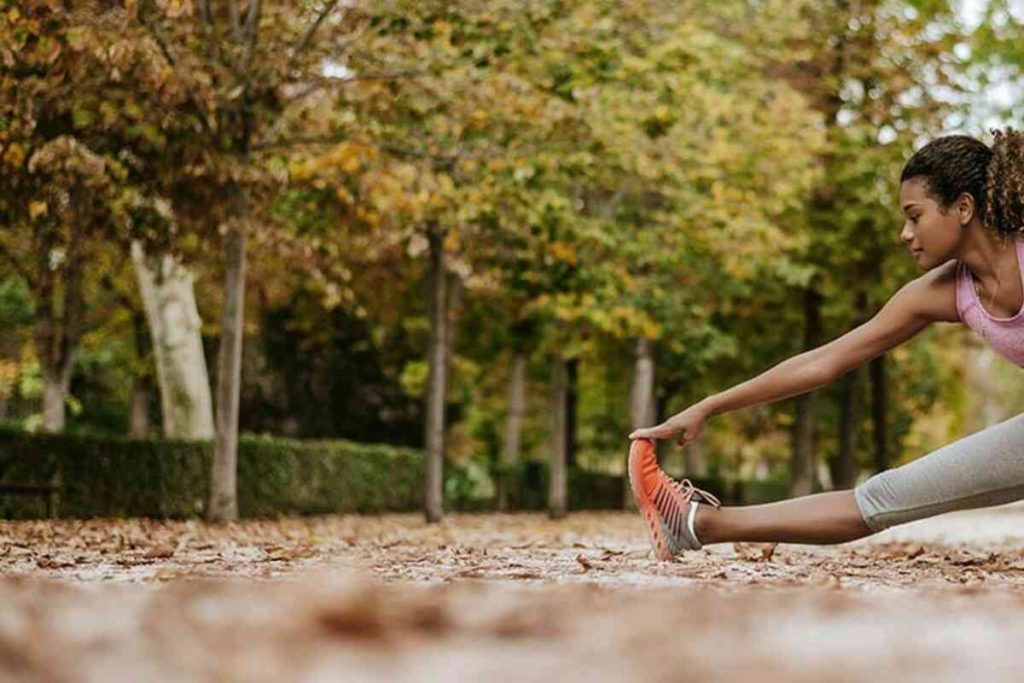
[985,127,1024,236]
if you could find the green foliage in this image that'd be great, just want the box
[0,427,423,519]
[0,0,1014,493]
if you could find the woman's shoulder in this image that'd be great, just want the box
[908,259,961,323]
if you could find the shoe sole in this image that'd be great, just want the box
[628,439,674,561]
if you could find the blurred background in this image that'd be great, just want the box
[2,0,1023,521]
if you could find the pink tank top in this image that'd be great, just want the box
[955,235,1024,366]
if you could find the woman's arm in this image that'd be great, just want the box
[700,266,957,417]
[630,265,957,441]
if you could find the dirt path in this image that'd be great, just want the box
[3,507,1024,681]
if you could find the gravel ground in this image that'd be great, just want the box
[3,505,1024,681]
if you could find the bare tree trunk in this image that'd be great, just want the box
[684,433,709,478]
[789,286,822,497]
[870,354,888,472]
[832,367,862,488]
[130,241,214,439]
[790,398,817,497]
[498,351,526,512]
[128,306,153,438]
[37,219,84,433]
[549,354,568,519]
[40,369,70,432]
[831,292,868,488]
[625,337,656,507]
[565,357,578,467]
[209,226,246,522]
[444,271,462,403]
[423,222,447,523]
[129,381,151,437]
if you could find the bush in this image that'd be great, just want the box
[0,427,422,519]
[0,427,793,519]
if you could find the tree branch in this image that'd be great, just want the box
[252,133,538,171]
[290,0,341,67]
[196,0,212,25]
[283,69,436,105]
[0,240,34,288]
[241,0,263,71]
[138,14,217,137]
[229,0,242,43]
[194,0,223,65]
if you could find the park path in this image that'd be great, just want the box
[3,506,1024,681]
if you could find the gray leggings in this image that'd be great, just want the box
[854,412,1024,533]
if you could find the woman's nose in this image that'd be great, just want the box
[900,225,914,245]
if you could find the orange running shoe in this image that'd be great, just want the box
[628,437,722,560]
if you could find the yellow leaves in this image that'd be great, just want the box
[470,109,489,129]
[156,0,193,20]
[435,173,454,194]
[432,19,454,43]
[334,186,353,205]
[652,104,672,122]
[7,8,20,22]
[642,321,662,339]
[335,143,365,175]
[549,240,578,265]
[29,201,48,220]
[444,229,460,252]
[293,142,377,181]
[0,358,18,401]
[2,142,25,168]
[363,210,381,228]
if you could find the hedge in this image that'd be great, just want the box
[0,427,422,519]
[0,427,789,519]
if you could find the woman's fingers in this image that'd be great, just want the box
[629,425,664,439]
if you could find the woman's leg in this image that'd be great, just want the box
[695,411,1024,546]
[696,490,869,544]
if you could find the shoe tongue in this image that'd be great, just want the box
[692,489,722,508]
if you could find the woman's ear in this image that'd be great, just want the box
[956,192,976,226]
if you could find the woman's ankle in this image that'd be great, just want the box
[693,503,724,545]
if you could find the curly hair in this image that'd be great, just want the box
[899,128,1024,236]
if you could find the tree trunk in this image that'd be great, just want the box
[831,292,868,488]
[789,286,822,497]
[36,218,84,433]
[41,368,71,433]
[684,433,709,478]
[443,271,462,404]
[129,381,151,438]
[831,366,862,488]
[208,226,246,522]
[423,222,447,523]
[870,354,888,472]
[497,350,526,512]
[565,356,578,468]
[128,306,153,438]
[626,337,656,507]
[549,354,568,519]
[130,241,215,439]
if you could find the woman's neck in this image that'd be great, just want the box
[954,223,1019,313]
[957,224,1019,308]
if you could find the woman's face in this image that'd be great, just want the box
[898,176,968,270]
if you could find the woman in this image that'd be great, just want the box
[627,129,1024,561]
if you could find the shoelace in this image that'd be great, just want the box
[672,477,722,509]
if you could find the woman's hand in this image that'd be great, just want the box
[628,403,710,447]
